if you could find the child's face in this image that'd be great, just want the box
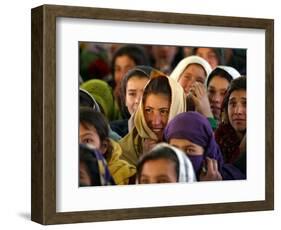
[143,93,170,140]
[79,123,101,150]
[139,158,177,184]
[125,75,149,115]
[228,89,247,134]
[169,138,204,156]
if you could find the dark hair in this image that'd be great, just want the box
[111,45,150,87]
[136,146,180,182]
[206,68,234,87]
[120,66,152,117]
[79,144,102,186]
[142,76,171,104]
[79,88,100,112]
[79,108,112,158]
[221,76,247,123]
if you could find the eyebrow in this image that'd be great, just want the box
[229,96,247,101]
[80,131,95,137]
[144,106,170,110]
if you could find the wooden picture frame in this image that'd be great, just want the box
[31,4,274,225]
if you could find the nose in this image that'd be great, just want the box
[184,81,194,95]
[135,93,142,104]
[151,111,162,126]
[234,103,243,114]
[211,92,220,103]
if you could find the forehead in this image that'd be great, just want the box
[197,47,215,54]
[143,93,170,106]
[79,123,97,134]
[229,89,246,99]
[127,75,149,88]
[115,55,135,65]
[183,64,205,74]
[209,75,230,87]
[141,158,176,172]
[169,138,193,145]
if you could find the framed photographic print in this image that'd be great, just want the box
[31,4,274,225]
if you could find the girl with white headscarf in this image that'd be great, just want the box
[136,143,197,184]
[170,55,216,129]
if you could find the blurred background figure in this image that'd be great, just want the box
[183,46,193,57]
[223,48,247,75]
[193,47,225,69]
[79,43,111,83]
[150,46,179,75]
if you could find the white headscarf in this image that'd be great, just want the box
[206,65,241,87]
[215,65,240,79]
[151,143,197,183]
[169,55,212,83]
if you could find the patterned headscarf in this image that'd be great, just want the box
[79,144,115,186]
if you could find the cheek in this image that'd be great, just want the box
[91,136,102,150]
[218,95,224,104]
[114,71,122,83]
[125,97,134,113]
[161,116,169,126]
[228,107,233,117]
[179,78,191,88]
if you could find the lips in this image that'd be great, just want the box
[151,128,163,133]
[211,105,220,110]
[233,118,246,122]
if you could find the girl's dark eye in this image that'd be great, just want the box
[83,138,93,144]
[144,108,152,113]
[160,109,169,115]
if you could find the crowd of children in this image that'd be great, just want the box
[79,43,247,186]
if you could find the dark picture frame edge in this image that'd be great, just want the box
[31,4,274,225]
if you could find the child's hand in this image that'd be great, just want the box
[200,157,222,181]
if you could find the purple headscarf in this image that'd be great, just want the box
[164,112,224,170]
[164,112,245,180]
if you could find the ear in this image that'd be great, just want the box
[100,139,109,155]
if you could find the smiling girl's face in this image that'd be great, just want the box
[143,93,170,140]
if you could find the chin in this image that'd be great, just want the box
[234,126,246,134]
